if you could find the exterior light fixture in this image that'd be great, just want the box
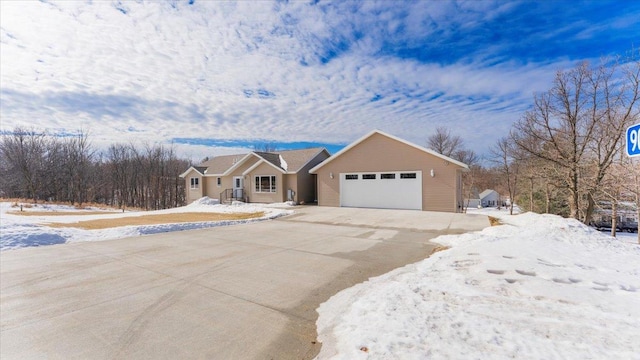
[430,169,435,177]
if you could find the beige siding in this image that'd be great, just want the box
[193,156,261,201]
[184,169,205,204]
[315,132,462,212]
[296,151,329,204]
[284,174,297,202]
[246,162,284,203]
[203,177,221,199]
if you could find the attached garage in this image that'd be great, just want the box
[309,130,469,213]
[340,171,422,210]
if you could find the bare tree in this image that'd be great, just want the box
[61,130,94,206]
[491,137,520,215]
[427,127,463,158]
[253,143,277,152]
[426,126,481,213]
[0,128,48,202]
[513,55,640,224]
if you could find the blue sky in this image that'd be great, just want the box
[1,0,639,161]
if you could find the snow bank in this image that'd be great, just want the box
[0,198,292,251]
[316,212,640,359]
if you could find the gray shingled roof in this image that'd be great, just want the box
[274,148,326,172]
[198,154,248,175]
[198,147,326,174]
[193,166,208,175]
[253,152,283,170]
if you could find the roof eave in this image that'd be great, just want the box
[309,130,469,174]
[242,159,286,176]
[222,153,255,176]
[179,166,204,178]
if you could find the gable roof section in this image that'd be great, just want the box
[309,130,470,173]
[242,158,286,175]
[189,147,329,177]
[253,152,283,170]
[479,189,499,199]
[179,166,207,178]
[199,154,249,175]
[221,153,257,176]
[276,147,329,173]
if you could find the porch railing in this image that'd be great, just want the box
[220,188,244,204]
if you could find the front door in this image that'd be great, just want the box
[233,176,244,199]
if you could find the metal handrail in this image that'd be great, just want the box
[220,188,244,204]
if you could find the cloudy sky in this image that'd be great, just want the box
[1,0,639,161]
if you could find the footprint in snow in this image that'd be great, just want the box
[487,269,506,275]
[502,255,515,259]
[575,263,596,270]
[619,285,637,292]
[505,278,518,284]
[537,258,565,267]
[591,281,610,291]
[451,259,480,268]
[552,278,572,284]
[552,277,582,284]
[516,270,536,276]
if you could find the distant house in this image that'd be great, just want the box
[466,189,501,208]
[309,130,469,213]
[180,148,330,205]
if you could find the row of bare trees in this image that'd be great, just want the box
[0,128,190,210]
[427,51,639,241]
[511,56,639,225]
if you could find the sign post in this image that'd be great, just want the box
[627,123,640,158]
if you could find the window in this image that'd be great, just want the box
[190,177,199,189]
[400,173,417,179]
[362,174,376,180]
[345,174,358,180]
[381,173,395,179]
[217,177,221,187]
[255,175,276,193]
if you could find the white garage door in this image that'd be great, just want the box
[340,171,422,210]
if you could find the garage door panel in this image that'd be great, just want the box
[340,171,422,210]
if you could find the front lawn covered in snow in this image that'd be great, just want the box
[0,197,292,250]
[315,210,640,359]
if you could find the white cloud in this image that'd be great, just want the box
[0,0,633,161]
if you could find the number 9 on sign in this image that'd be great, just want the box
[627,123,640,157]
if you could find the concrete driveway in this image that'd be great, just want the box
[0,206,488,359]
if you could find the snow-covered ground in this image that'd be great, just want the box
[3,200,639,358]
[316,208,640,359]
[0,197,293,251]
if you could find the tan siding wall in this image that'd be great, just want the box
[203,177,220,199]
[246,162,284,203]
[316,133,462,212]
[222,157,259,200]
[297,151,329,204]
[193,157,259,201]
[284,174,297,202]
[184,169,204,204]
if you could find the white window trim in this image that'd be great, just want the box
[190,177,199,190]
[254,175,277,193]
